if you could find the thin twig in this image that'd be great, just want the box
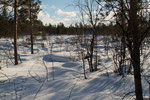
[33,77,47,100]
[122,91,135,100]
[28,71,42,83]
[42,60,49,81]
[68,77,80,100]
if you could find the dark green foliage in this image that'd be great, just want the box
[0,2,13,37]
[0,0,42,38]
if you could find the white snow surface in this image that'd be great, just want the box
[0,35,149,100]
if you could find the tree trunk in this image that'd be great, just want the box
[14,0,18,65]
[30,0,34,54]
[89,34,94,72]
[119,0,126,75]
[82,54,87,79]
[131,46,143,100]
[130,0,143,100]
[149,83,150,100]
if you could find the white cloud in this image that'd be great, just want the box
[38,11,56,25]
[63,18,71,22]
[41,4,56,10]
[38,4,75,26]
[83,14,89,19]
[38,11,72,26]
[56,9,76,17]
[105,11,115,21]
[40,5,46,9]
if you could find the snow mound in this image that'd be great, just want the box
[43,54,71,62]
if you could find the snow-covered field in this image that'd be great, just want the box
[0,35,149,100]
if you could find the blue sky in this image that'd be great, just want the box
[38,0,77,26]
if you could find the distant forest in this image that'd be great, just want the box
[0,12,118,37]
[0,0,121,38]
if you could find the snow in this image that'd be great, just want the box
[43,54,71,62]
[0,35,149,100]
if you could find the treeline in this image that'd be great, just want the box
[43,22,118,36]
[0,0,118,37]
[0,11,117,37]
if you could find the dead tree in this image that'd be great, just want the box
[75,0,104,72]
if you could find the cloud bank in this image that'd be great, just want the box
[56,9,76,17]
[38,4,76,26]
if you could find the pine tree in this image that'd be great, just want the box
[18,0,41,54]
[28,0,41,54]
[0,0,13,37]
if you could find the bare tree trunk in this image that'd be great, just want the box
[14,0,18,65]
[30,0,34,54]
[81,53,87,79]
[118,0,126,75]
[94,32,98,71]
[120,0,126,70]
[149,83,150,100]
[131,47,143,100]
[130,0,143,100]
[89,34,94,72]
